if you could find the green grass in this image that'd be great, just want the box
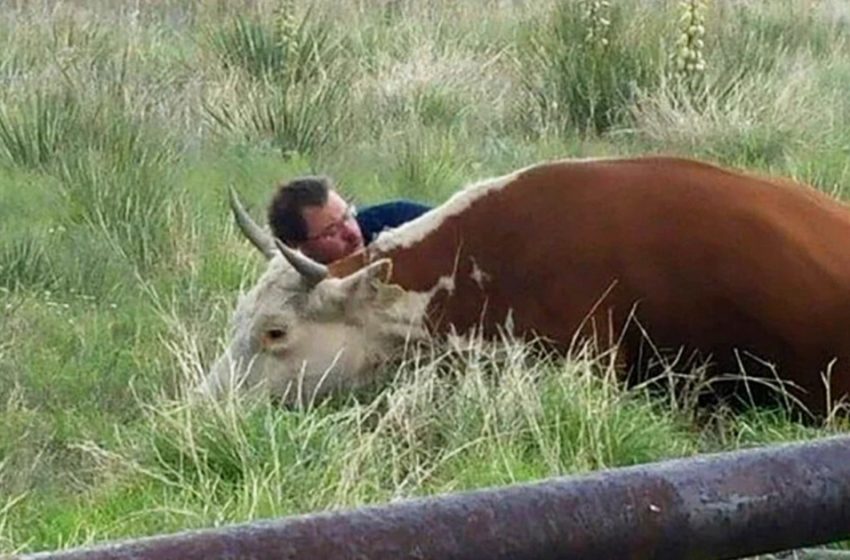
[1,0,850,555]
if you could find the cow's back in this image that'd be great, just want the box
[380,156,850,411]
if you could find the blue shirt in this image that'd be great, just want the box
[356,200,432,244]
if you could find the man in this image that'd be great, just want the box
[267,175,432,264]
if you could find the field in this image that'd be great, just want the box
[1,0,850,555]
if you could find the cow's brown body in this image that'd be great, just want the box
[331,156,850,412]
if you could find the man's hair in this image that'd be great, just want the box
[267,176,332,244]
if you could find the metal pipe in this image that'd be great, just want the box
[18,435,850,560]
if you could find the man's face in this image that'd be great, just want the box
[298,190,364,264]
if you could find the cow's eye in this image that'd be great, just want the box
[266,328,286,340]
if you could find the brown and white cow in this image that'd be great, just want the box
[203,156,850,414]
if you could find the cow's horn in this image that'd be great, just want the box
[274,239,329,285]
[228,186,277,260]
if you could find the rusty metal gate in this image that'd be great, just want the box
[17,435,850,560]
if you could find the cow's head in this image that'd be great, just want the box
[200,189,429,405]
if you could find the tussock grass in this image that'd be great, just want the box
[516,0,666,135]
[206,5,336,83]
[711,0,849,65]
[0,92,81,171]
[0,236,56,291]
[630,55,838,167]
[203,72,351,159]
[43,333,697,540]
[201,5,350,159]
[359,40,507,132]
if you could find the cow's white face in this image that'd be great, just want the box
[202,255,429,405]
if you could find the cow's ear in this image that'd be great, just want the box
[367,258,393,284]
[336,258,394,300]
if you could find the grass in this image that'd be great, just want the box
[1,0,849,555]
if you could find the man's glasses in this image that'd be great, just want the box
[305,205,357,242]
